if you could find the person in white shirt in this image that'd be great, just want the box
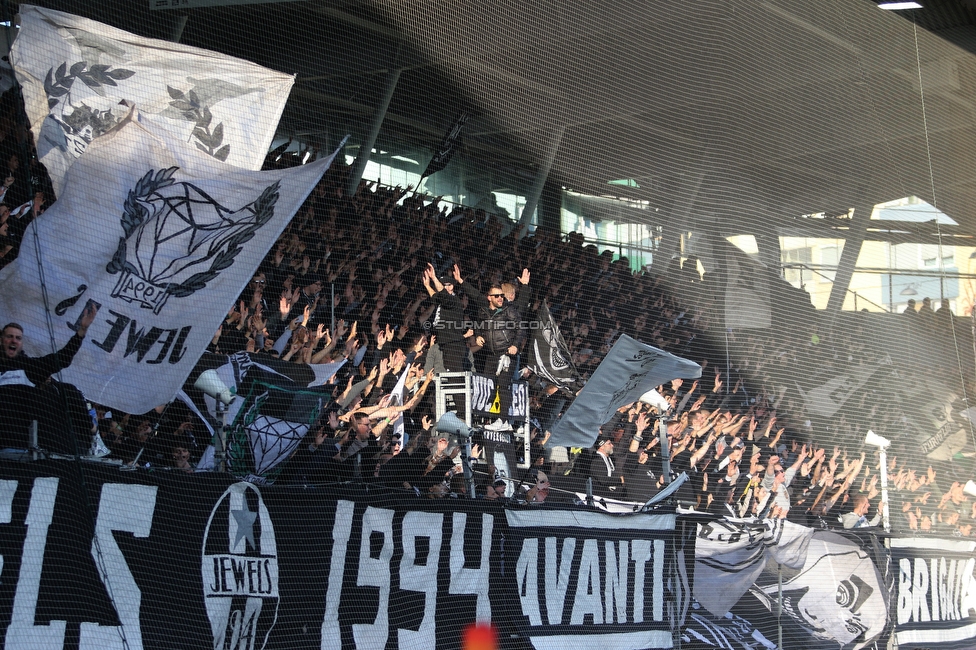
[840,494,884,529]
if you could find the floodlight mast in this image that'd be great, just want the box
[864,430,891,532]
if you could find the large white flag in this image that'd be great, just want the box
[796,358,887,419]
[549,334,701,448]
[12,5,294,193]
[0,111,334,413]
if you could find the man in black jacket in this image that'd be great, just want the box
[453,264,525,430]
[422,263,467,373]
[0,304,99,452]
[589,436,625,499]
[1,303,98,385]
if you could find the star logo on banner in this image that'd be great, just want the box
[231,504,257,551]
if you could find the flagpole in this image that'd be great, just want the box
[878,446,891,533]
[658,413,672,485]
[2,0,88,459]
[725,329,731,395]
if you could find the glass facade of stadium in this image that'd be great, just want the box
[318,144,976,315]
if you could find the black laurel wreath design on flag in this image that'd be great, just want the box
[44,61,135,109]
[167,86,230,162]
[106,167,280,301]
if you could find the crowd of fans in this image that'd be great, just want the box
[0,101,973,538]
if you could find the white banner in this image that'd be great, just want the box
[797,359,887,419]
[751,531,887,650]
[550,334,701,449]
[12,4,294,193]
[693,518,812,618]
[0,113,334,412]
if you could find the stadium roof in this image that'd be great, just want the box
[17,0,976,239]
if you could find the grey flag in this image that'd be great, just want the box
[549,334,701,448]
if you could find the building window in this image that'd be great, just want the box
[784,247,812,286]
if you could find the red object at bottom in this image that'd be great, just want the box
[462,623,498,650]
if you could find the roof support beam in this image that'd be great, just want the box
[650,172,704,276]
[756,229,782,278]
[346,67,402,196]
[517,125,564,238]
[826,206,872,314]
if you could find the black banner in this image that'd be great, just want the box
[0,459,682,649]
[3,460,972,649]
[890,537,976,650]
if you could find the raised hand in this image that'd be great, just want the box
[77,302,99,337]
[251,306,267,335]
[279,289,295,318]
[636,412,649,433]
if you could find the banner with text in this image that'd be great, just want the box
[3,460,973,650]
[0,460,682,650]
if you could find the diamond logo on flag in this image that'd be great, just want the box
[106,168,279,314]
[0,113,335,414]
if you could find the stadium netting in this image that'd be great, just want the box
[0,2,974,649]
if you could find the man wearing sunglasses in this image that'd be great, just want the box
[453,264,525,431]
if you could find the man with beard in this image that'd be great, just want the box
[590,435,625,498]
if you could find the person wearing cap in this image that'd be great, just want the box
[293,273,324,315]
[589,435,624,498]
[484,477,508,500]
